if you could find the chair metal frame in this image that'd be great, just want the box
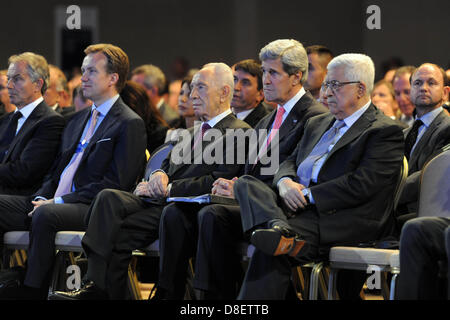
[311,156,408,300]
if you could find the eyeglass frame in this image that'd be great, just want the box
[321,80,361,93]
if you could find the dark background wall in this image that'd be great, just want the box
[0,0,449,82]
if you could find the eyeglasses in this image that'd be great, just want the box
[321,80,361,92]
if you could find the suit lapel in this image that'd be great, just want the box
[79,100,122,163]
[4,102,45,161]
[296,114,335,164]
[325,105,376,161]
[408,110,445,169]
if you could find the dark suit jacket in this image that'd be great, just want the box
[0,101,65,195]
[34,97,147,204]
[398,109,450,211]
[274,105,404,246]
[245,91,329,185]
[241,103,272,128]
[55,105,76,119]
[161,113,251,197]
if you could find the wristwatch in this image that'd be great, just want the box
[302,188,311,204]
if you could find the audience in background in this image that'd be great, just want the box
[120,80,169,154]
[0,70,16,116]
[131,64,181,128]
[72,84,93,112]
[393,66,417,127]
[305,45,334,100]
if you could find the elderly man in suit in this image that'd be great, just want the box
[0,43,147,299]
[166,39,328,300]
[230,59,271,127]
[50,62,251,300]
[397,63,450,222]
[233,53,404,299]
[0,53,65,196]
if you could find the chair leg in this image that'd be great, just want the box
[390,273,398,300]
[309,262,323,300]
[127,256,142,300]
[327,268,338,300]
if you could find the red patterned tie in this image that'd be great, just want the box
[254,106,285,164]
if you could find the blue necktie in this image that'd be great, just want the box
[297,120,345,186]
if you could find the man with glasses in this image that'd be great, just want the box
[233,53,405,299]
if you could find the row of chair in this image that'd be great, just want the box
[2,149,448,299]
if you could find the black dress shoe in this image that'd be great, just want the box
[48,281,108,300]
[251,225,305,257]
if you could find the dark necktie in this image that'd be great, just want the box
[0,111,23,162]
[192,122,211,150]
[404,119,423,160]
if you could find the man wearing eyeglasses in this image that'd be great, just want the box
[233,53,405,299]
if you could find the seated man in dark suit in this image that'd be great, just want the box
[233,53,404,299]
[397,63,450,223]
[159,39,328,300]
[50,62,251,300]
[0,52,65,196]
[231,59,271,127]
[0,43,147,299]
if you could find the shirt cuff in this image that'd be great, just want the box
[54,197,64,204]
[33,196,47,201]
[277,177,292,189]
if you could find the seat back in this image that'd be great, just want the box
[144,142,174,180]
[393,156,409,212]
[417,149,450,218]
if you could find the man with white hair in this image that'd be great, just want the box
[50,62,251,300]
[233,53,405,299]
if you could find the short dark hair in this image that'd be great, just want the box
[233,59,263,90]
[306,45,334,68]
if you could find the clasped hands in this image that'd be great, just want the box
[211,177,238,198]
[134,171,169,198]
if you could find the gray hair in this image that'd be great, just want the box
[259,39,308,84]
[8,52,49,94]
[49,64,69,93]
[327,53,375,94]
[202,62,234,104]
[131,64,166,94]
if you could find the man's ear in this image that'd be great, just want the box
[35,78,44,93]
[109,73,119,87]
[358,82,367,98]
[221,85,231,103]
[290,71,302,87]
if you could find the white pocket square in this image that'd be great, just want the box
[96,138,112,143]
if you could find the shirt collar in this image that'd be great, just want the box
[415,106,443,128]
[234,108,254,120]
[341,99,372,128]
[277,86,306,114]
[16,96,43,119]
[91,94,119,116]
[205,108,232,128]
